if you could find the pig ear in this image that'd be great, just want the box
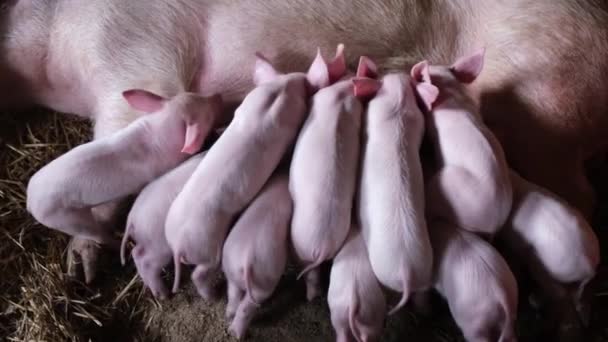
[352,77,381,99]
[327,44,347,82]
[181,94,221,154]
[450,48,485,84]
[122,89,166,113]
[410,60,431,83]
[357,56,378,78]
[415,82,439,111]
[411,61,438,111]
[181,123,204,155]
[306,48,331,90]
[253,52,281,86]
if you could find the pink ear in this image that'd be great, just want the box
[307,48,330,90]
[181,123,204,155]
[450,48,485,83]
[410,60,431,83]
[416,82,439,111]
[357,56,378,78]
[352,77,381,99]
[327,44,347,83]
[253,52,281,86]
[410,60,438,111]
[122,89,166,113]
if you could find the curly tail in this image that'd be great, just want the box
[120,224,133,266]
[388,292,410,316]
[388,272,410,315]
[498,292,517,342]
[172,251,183,294]
[498,317,516,342]
[348,282,365,342]
[297,249,328,280]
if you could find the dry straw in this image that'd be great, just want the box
[0,111,156,341]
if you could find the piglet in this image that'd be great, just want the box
[414,50,512,235]
[289,48,377,301]
[500,170,599,324]
[222,171,292,339]
[165,49,335,299]
[27,91,222,243]
[120,152,206,299]
[328,226,386,342]
[357,58,437,314]
[430,220,518,342]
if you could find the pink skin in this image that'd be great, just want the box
[165,51,332,299]
[5,1,608,290]
[120,153,206,299]
[500,170,600,324]
[357,59,438,314]
[328,227,386,342]
[221,172,292,340]
[289,49,378,301]
[429,220,518,342]
[414,50,513,236]
[26,91,221,244]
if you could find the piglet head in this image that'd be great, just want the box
[122,89,222,155]
[410,61,439,111]
[352,56,381,100]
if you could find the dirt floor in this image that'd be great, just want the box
[1,109,607,342]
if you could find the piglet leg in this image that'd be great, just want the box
[66,237,101,284]
[330,311,355,342]
[229,296,260,339]
[134,256,169,299]
[67,197,132,283]
[64,103,140,284]
[305,268,322,301]
[336,328,354,342]
[192,264,218,301]
[226,282,244,321]
[52,207,116,244]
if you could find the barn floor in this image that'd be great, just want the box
[0,109,607,342]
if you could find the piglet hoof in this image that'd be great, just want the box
[228,321,247,340]
[66,237,101,284]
